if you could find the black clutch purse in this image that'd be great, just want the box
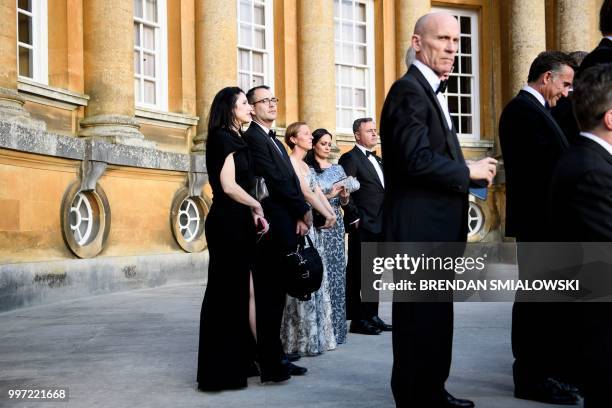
[284,235,323,301]
[250,176,269,202]
[312,209,326,229]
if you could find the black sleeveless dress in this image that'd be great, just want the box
[197,127,257,391]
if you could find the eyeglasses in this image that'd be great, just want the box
[253,97,279,106]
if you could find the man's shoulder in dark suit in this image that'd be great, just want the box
[579,38,612,74]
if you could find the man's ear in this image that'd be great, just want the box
[604,110,612,131]
[542,71,553,84]
[412,34,421,51]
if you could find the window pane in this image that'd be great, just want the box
[252,52,263,73]
[341,87,352,105]
[461,56,472,74]
[460,16,471,34]
[447,95,458,113]
[143,52,155,76]
[342,44,353,65]
[239,49,250,70]
[355,2,366,22]
[143,26,155,50]
[254,27,265,49]
[460,77,471,94]
[355,45,366,65]
[342,22,352,42]
[240,0,252,22]
[448,76,458,93]
[461,116,472,134]
[355,89,366,108]
[452,115,459,131]
[144,80,156,104]
[145,0,158,22]
[18,12,32,45]
[254,4,265,25]
[335,42,341,63]
[354,68,365,87]
[341,0,352,20]
[252,75,264,87]
[239,73,250,91]
[341,109,352,128]
[134,51,141,74]
[134,23,140,46]
[461,97,472,114]
[334,23,340,40]
[18,0,31,11]
[460,36,471,54]
[239,24,252,47]
[134,0,143,18]
[339,65,351,84]
[333,0,339,17]
[355,24,366,44]
[18,46,32,78]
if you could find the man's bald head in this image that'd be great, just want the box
[411,12,459,78]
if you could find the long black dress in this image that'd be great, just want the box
[197,127,257,391]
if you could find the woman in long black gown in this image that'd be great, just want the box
[197,87,268,391]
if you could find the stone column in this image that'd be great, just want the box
[556,0,599,53]
[192,0,237,152]
[297,0,335,133]
[80,0,150,147]
[508,0,546,96]
[0,0,44,128]
[395,0,430,76]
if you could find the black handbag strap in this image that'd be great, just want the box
[297,234,315,251]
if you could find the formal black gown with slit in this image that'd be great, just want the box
[197,127,257,391]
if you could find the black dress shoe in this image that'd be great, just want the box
[444,391,475,408]
[514,378,579,405]
[260,364,291,383]
[349,319,382,335]
[285,352,301,362]
[283,361,307,376]
[369,315,392,331]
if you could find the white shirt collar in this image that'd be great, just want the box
[254,120,270,135]
[413,59,441,93]
[581,132,612,156]
[606,36,612,41]
[522,85,546,106]
[355,143,373,156]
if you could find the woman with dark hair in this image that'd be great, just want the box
[305,129,351,344]
[197,87,268,391]
[280,122,337,356]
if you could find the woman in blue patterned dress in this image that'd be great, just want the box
[305,128,351,345]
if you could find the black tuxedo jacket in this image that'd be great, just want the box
[379,65,470,242]
[338,146,385,234]
[500,90,569,241]
[243,122,309,249]
[550,137,612,241]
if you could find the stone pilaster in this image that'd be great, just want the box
[0,0,44,129]
[80,0,151,147]
[192,0,237,152]
[395,0,430,76]
[508,0,547,96]
[556,0,599,53]
[297,0,335,133]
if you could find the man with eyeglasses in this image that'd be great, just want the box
[243,85,310,383]
[549,63,612,408]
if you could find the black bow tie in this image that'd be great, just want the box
[366,150,379,158]
[268,130,276,138]
[436,80,448,94]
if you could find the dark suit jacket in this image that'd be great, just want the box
[500,90,569,241]
[550,137,612,241]
[379,65,470,242]
[579,38,612,76]
[338,146,385,234]
[243,122,309,250]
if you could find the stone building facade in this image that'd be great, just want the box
[0,0,603,310]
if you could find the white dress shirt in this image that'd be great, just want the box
[254,120,283,156]
[412,59,453,130]
[355,143,385,188]
[581,132,612,156]
[522,85,546,106]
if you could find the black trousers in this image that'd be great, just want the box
[346,227,382,321]
[391,301,454,407]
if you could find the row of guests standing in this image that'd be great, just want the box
[196,84,391,391]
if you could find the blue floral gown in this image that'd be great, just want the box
[281,169,337,355]
[313,164,348,345]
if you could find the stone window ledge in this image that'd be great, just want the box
[17,78,89,107]
[136,107,199,127]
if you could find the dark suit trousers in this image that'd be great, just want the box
[252,212,297,375]
[346,228,381,321]
[391,301,454,407]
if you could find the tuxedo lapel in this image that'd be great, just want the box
[352,146,384,189]
[410,66,462,161]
